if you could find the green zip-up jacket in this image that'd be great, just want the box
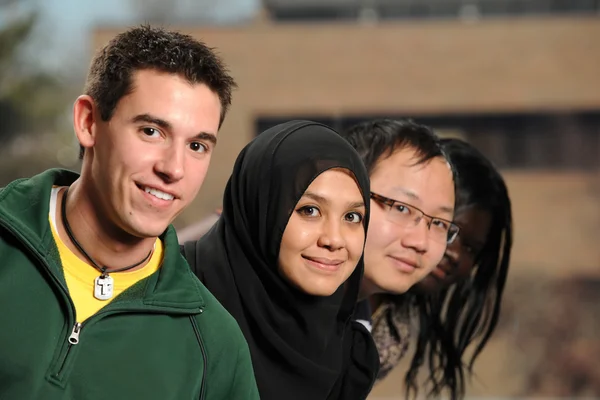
[0,169,260,400]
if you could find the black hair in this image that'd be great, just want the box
[405,138,513,399]
[340,119,453,177]
[81,24,236,158]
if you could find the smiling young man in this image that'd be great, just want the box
[0,26,259,399]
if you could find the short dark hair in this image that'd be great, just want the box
[81,24,237,158]
[340,119,453,178]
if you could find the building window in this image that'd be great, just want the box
[255,111,600,170]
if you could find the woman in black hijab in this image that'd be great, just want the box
[182,120,379,399]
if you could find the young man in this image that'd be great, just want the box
[0,26,259,399]
[339,119,457,324]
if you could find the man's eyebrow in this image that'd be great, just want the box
[131,114,172,130]
[132,113,217,145]
[436,205,455,216]
[392,187,420,201]
[192,132,217,146]
[393,186,454,216]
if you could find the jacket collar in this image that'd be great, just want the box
[0,168,205,312]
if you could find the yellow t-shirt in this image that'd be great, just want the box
[49,187,163,323]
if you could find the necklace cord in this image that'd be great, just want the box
[60,187,152,276]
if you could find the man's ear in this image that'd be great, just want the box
[73,95,98,151]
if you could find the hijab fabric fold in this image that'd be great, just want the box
[184,120,379,399]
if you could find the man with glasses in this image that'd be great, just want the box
[339,119,457,324]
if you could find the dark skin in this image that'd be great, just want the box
[416,206,493,294]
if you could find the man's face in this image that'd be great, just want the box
[362,147,455,296]
[84,69,221,238]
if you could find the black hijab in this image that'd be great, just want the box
[183,120,379,399]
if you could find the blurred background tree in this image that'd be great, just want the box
[0,0,75,185]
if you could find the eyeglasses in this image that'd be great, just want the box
[370,192,460,244]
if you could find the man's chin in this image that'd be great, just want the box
[413,276,442,294]
[141,227,170,238]
[378,280,413,296]
[127,220,171,239]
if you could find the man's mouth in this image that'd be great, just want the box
[389,255,420,273]
[138,185,175,201]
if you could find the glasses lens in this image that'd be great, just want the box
[387,203,417,226]
[376,193,458,245]
[446,224,460,244]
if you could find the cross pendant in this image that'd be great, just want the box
[94,275,114,301]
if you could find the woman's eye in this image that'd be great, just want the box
[345,212,363,224]
[297,206,320,217]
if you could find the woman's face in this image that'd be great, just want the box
[278,168,367,296]
[416,206,493,294]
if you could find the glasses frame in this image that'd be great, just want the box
[370,191,460,244]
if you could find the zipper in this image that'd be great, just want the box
[54,322,83,380]
[51,306,201,382]
[190,316,207,400]
[0,219,78,383]
[53,311,117,381]
[0,219,205,388]
[68,322,82,345]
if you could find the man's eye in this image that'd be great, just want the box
[432,219,450,230]
[394,205,409,214]
[189,142,207,153]
[142,127,160,137]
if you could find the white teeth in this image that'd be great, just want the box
[144,187,174,201]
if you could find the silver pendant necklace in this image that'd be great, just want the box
[61,187,152,300]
